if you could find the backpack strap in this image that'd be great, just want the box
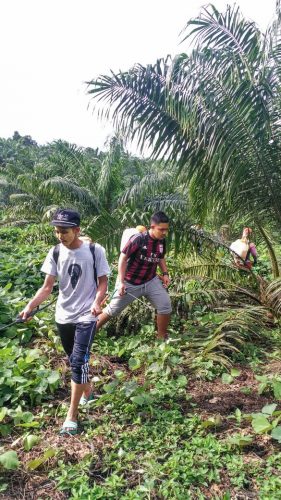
[89,243,98,287]
[52,244,60,265]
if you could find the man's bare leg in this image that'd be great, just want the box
[96,312,111,331]
[156,313,170,339]
[65,380,89,424]
[82,381,92,400]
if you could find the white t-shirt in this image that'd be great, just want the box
[41,242,110,324]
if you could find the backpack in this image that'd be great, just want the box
[120,228,140,251]
[52,243,98,287]
[230,239,249,260]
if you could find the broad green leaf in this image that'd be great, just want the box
[177,375,188,387]
[25,349,42,364]
[47,371,60,384]
[131,395,145,405]
[202,416,221,428]
[0,408,8,423]
[228,435,253,447]
[43,448,57,459]
[17,421,40,428]
[23,434,40,452]
[3,282,12,291]
[221,373,233,384]
[104,380,119,394]
[230,368,241,377]
[252,415,272,434]
[26,448,57,470]
[131,393,153,406]
[272,381,281,400]
[128,358,141,371]
[271,426,281,443]
[0,450,19,470]
[262,403,277,416]
[26,457,45,470]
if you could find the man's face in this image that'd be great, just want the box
[54,226,80,247]
[150,222,169,240]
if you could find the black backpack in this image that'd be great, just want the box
[52,243,98,287]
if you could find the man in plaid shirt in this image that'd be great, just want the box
[97,211,171,339]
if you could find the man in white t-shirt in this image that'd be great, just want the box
[19,209,110,435]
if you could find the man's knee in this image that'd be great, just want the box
[157,298,172,315]
[96,311,111,330]
[70,355,90,384]
[104,298,127,318]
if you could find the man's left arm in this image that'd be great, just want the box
[159,258,170,288]
[91,275,108,316]
[91,245,110,316]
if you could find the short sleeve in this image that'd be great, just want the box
[122,234,142,257]
[41,247,58,276]
[94,244,110,277]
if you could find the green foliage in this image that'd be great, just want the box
[0,450,19,470]
[88,4,281,235]
[0,195,281,498]
[256,374,281,400]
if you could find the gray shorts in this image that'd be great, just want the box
[104,276,172,317]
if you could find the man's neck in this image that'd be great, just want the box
[149,229,163,240]
[65,238,83,250]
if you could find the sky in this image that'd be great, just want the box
[0,0,277,152]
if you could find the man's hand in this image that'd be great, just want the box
[118,283,126,296]
[18,305,34,322]
[91,300,103,317]
[158,274,170,288]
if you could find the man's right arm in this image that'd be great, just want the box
[19,274,56,320]
[118,253,128,296]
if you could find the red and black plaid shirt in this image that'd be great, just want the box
[122,231,166,285]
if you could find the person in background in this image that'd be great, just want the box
[230,227,257,269]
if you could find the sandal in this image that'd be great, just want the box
[59,420,78,436]
[79,393,95,406]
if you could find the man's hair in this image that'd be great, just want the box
[151,211,169,224]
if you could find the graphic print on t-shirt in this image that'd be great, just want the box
[68,263,82,289]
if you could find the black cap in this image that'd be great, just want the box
[51,209,81,228]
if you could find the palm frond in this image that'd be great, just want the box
[39,177,100,212]
[264,278,281,317]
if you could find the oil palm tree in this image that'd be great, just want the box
[87,3,281,271]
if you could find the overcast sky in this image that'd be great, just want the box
[0,0,277,152]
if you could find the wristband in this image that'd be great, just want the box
[162,272,169,276]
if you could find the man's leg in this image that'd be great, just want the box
[96,312,111,331]
[57,322,92,403]
[65,321,96,425]
[145,277,172,339]
[98,285,140,330]
[66,380,91,422]
[56,322,76,357]
[156,313,171,340]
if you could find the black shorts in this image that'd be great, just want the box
[56,321,96,384]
